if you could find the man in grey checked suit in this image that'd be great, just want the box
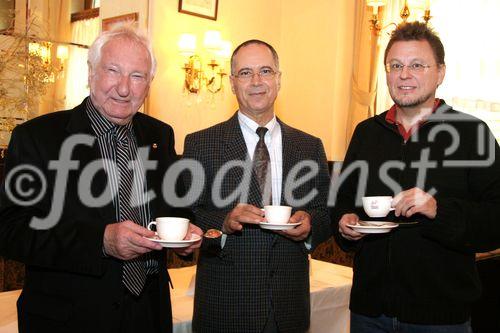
[183,40,331,332]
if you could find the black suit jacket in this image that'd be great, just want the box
[0,99,176,332]
[183,113,331,333]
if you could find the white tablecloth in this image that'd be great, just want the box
[0,289,20,333]
[308,259,353,333]
[0,259,352,333]
[170,259,353,333]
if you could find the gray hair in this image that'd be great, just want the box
[88,25,157,80]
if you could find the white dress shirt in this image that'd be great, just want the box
[238,111,283,205]
[221,112,311,249]
[220,112,283,248]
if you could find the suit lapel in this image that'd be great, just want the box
[132,116,162,219]
[278,119,294,206]
[66,99,115,222]
[222,113,249,162]
[222,113,261,205]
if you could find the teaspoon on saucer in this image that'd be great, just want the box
[204,229,223,239]
[358,221,395,227]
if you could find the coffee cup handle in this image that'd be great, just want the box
[147,221,156,231]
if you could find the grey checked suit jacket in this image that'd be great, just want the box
[183,113,331,333]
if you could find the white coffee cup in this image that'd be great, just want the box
[362,196,395,218]
[147,217,189,241]
[264,205,292,224]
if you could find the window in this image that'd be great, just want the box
[432,0,500,141]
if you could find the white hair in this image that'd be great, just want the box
[88,24,157,80]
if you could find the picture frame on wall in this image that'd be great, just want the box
[178,0,218,21]
[102,13,139,32]
[0,0,15,33]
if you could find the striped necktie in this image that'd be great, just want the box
[115,125,147,296]
[253,127,272,206]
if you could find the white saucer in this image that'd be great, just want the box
[259,222,301,230]
[146,234,201,248]
[348,221,398,234]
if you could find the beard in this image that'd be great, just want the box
[391,91,434,109]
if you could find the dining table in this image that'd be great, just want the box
[170,259,353,333]
[0,259,353,333]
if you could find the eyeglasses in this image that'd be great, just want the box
[232,68,280,81]
[385,62,435,74]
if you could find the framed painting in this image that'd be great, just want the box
[178,0,218,21]
[0,0,15,32]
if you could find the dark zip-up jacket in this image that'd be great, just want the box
[332,101,500,324]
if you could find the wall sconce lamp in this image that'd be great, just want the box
[28,41,57,83]
[367,0,432,36]
[56,45,69,68]
[178,31,232,94]
[28,41,52,64]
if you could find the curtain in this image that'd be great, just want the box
[345,0,380,143]
[64,18,100,109]
[431,0,500,140]
[50,0,71,112]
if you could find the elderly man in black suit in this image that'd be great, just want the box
[182,40,331,333]
[0,26,201,332]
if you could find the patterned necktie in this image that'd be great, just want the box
[115,125,147,296]
[253,127,272,206]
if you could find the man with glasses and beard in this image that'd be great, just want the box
[333,22,500,333]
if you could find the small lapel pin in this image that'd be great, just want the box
[152,143,158,149]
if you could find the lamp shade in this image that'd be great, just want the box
[203,30,222,51]
[28,42,40,56]
[366,0,387,6]
[216,40,232,59]
[56,45,69,61]
[407,0,427,9]
[40,45,51,63]
[178,33,197,56]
